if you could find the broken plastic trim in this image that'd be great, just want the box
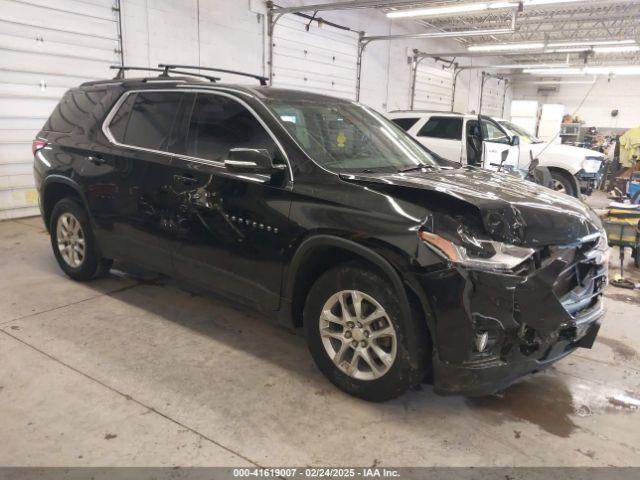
[418,230,535,271]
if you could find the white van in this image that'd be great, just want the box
[388,111,605,197]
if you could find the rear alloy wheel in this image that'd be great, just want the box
[56,212,86,268]
[50,198,112,281]
[304,263,430,401]
[550,171,577,197]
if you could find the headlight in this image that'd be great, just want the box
[418,230,535,271]
[582,157,602,173]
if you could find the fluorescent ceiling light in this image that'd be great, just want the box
[524,0,583,5]
[387,0,584,18]
[534,80,597,85]
[489,2,517,7]
[468,43,544,52]
[593,45,640,53]
[547,39,636,47]
[525,66,640,76]
[387,3,488,18]
[546,47,590,53]
[524,68,584,75]
[495,63,571,68]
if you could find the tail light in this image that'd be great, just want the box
[32,139,47,156]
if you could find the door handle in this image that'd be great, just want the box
[87,155,106,165]
[173,174,198,186]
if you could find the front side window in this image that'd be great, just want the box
[417,117,462,140]
[266,98,438,173]
[391,117,420,131]
[108,92,183,151]
[481,119,510,144]
[181,94,278,163]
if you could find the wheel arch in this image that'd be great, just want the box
[41,176,90,232]
[547,166,580,197]
[282,235,419,331]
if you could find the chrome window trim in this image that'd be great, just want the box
[101,88,293,181]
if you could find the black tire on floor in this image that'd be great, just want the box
[303,262,430,402]
[49,197,112,281]
[550,170,578,197]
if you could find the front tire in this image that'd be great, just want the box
[303,263,430,401]
[550,170,578,197]
[50,198,112,281]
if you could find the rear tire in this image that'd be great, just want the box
[303,262,430,401]
[550,170,578,197]
[50,198,112,281]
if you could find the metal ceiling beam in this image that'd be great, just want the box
[271,0,428,14]
[361,27,514,43]
[413,50,574,59]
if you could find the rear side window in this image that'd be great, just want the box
[44,89,109,133]
[417,117,462,140]
[109,92,183,150]
[180,93,276,162]
[107,93,136,143]
[391,117,420,131]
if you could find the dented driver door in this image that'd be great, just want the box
[167,91,293,313]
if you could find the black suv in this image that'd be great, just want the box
[33,66,608,401]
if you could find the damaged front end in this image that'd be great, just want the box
[416,220,608,396]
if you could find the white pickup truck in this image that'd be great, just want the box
[388,111,605,197]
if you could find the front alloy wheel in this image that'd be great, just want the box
[319,290,397,381]
[304,263,430,401]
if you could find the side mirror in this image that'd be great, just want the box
[224,148,286,175]
[511,135,520,147]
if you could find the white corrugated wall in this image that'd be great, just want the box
[0,0,121,219]
[271,14,359,100]
[412,63,453,112]
[480,75,506,118]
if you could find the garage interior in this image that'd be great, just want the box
[1,0,640,471]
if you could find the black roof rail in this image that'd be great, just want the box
[109,65,220,83]
[158,64,268,86]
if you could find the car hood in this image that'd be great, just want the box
[340,167,602,247]
[531,142,606,160]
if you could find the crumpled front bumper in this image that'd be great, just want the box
[416,243,607,396]
[433,300,602,396]
[576,168,603,195]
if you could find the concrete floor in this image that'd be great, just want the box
[1,210,639,467]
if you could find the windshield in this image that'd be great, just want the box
[266,97,438,173]
[498,120,542,144]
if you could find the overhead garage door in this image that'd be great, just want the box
[0,0,122,220]
[412,63,453,111]
[271,15,359,100]
[480,76,506,118]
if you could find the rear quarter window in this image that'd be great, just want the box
[107,91,183,151]
[43,88,111,134]
[391,117,420,131]
[417,117,462,140]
